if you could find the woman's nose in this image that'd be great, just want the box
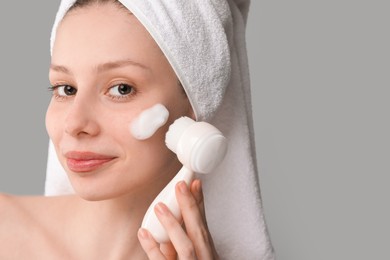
[64,98,100,137]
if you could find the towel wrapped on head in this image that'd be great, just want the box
[46,0,275,259]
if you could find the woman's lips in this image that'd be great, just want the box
[65,151,116,173]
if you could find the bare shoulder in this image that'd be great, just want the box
[0,192,13,206]
[0,193,64,236]
[0,193,29,236]
[0,193,38,257]
[0,192,11,208]
[0,194,76,229]
[0,193,75,258]
[0,193,71,216]
[0,193,21,219]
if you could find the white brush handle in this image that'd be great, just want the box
[141,166,194,243]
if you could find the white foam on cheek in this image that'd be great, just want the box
[130,104,170,140]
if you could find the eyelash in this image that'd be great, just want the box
[107,83,137,101]
[48,85,72,101]
[48,83,138,102]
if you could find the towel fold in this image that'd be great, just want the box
[46,1,275,259]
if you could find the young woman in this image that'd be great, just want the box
[1,0,274,259]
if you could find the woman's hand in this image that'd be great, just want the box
[138,179,219,260]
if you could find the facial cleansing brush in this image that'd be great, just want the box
[141,116,227,243]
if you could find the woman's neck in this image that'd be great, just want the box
[66,193,153,259]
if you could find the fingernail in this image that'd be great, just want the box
[195,179,202,194]
[138,228,149,240]
[155,202,168,215]
[178,181,188,194]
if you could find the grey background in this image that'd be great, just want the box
[0,1,389,260]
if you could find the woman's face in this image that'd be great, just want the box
[46,3,193,200]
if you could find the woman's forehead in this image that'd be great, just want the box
[52,3,163,71]
[57,3,147,43]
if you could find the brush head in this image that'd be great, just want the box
[165,117,227,173]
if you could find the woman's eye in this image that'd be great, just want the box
[108,84,135,97]
[49,85,77,100]
[57,85,77,96]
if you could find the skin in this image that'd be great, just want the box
[0,2,218,259]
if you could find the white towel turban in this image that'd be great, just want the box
[46,1,275,259]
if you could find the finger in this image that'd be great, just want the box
[189,179,219,257]
[160,242,177,260]
[190,179,203,204]
[190,179,206,221]
[138,228,166,260]
[155,202,197,260]
[176,181,214,260]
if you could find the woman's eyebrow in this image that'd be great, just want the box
[50,64,72,75]
[95,59,151,73]
[50,59,151,74]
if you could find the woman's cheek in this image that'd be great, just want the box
[45,103,62,142]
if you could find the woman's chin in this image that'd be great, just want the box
[69,179,123,201]
[72,187,109,201]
